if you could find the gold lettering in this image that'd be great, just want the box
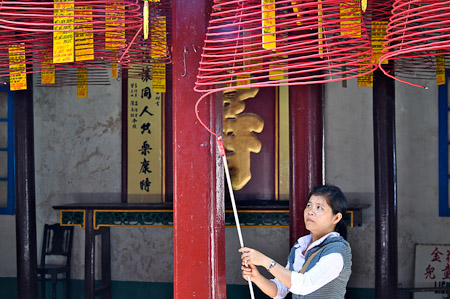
[223,88,264,190]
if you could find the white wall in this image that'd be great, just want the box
[325,78,375,288]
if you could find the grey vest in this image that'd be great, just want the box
[288,236,352,299]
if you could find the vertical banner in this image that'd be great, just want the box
[8,43,27,91]
[77,67,88,98]
[371,21,388,64]
[53,0,74,63]
[127,77,163,203]
[105,4,125,50]
[75,6,94,61]
[262,0,276,50]
[278,86,290,200]
[41,51,55,84]
[151,16,167,93]
[436,54,446,86]
[340,0,362,38]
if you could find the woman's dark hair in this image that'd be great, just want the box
[308,185,348,240]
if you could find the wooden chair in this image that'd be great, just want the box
[37,224,74,299]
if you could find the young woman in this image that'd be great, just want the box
[239,185,352,298]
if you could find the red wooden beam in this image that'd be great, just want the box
[289,84,323,247]
[172,0,227,298]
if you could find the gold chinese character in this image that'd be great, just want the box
[223,87,264,190]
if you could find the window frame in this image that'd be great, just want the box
[0,85,15,215]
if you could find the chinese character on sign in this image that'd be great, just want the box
[139,106,154,117]
[139,158,152,174]
[140,178,151,192]
[141,87,151,99]
[139,141,152,156]
[141,122,151,135]
[446,250,450,263]
[425,265,436,280]
[442,263,450,280]
[130,82,138,98]
[432,247,444,262]
[141,66,151,82]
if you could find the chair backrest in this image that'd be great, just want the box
[40,224,74,267]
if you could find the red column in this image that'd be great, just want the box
[289,85,323,247]
[172,0,227,298]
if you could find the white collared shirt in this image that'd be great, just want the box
[271,232,344,298]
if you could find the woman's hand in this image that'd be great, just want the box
[238,247,269,267]
[241,263,261,281]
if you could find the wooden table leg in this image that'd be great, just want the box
[84,209,95,299]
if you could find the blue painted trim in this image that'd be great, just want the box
[0,84,15,215]
[438,71,450,217]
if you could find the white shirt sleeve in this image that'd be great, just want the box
[270,263,290,299]
[288,253,344,296]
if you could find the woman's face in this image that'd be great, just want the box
[304,195,342,237]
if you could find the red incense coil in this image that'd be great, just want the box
[379,0,450,87]
[0,0,142,81]
[195,0,376,92]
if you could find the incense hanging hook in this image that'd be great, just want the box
[181,46,188,77]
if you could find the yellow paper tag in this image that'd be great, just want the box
[269,64,285,81]
[371,21,388,64]
[292,1,302,26]
[152,64,166,93]
[436,54,446,86]
[105,4,125,49]
[75,6,94,61]
[357,71,373,87]
[236,74,251,88]
[112,60,118,79]
[8,43,27,91]
[361,0,367,12]
[151,16,167,59]
[318,0,323,56]
[340,0,362,38]
[53,0,74,64]
[77,67,88,98]
[262,0,276,50]
[144,0,149,40]
[357,51,373,87]
[41,51,55,84]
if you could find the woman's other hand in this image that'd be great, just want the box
[241,263,261,281]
